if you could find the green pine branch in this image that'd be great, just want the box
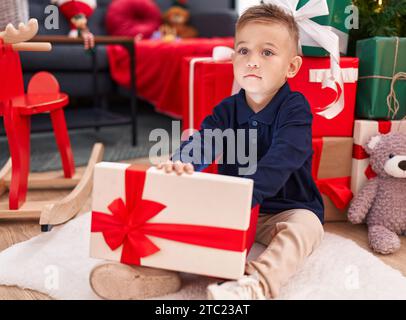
[348,0,406,55]
[352,0,406,37]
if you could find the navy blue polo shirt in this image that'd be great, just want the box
[172,82,324,224]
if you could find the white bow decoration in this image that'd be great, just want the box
[212,46,234,61]
[264,0,345,119]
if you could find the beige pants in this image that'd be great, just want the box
[245,209,324,298]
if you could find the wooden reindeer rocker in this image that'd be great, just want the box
[0,18,104,231]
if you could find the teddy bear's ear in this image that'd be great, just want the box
[365,135,382,155]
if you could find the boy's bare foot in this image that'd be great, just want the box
[157,160,194,175]
[89,262,182,300]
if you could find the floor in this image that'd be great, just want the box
[0,157,405,300]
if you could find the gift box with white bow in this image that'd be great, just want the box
[90,162,259,280]
[264,0,351,57]
[351,120,406,195]
[264,0,355,120]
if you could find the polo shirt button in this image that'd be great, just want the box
[251,120,258,126]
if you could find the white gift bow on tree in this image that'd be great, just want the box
[264,0,345,119]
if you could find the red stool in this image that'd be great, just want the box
[0,40,75,210]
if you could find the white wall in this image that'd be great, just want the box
[237,0,262,15]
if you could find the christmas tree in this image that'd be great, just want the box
[348,0,406,55]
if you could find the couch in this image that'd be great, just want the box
[21,0,238,99]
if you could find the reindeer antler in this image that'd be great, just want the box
[0,18,51,52]
[0,18,39,44]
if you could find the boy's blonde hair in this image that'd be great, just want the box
[236,3,300,53]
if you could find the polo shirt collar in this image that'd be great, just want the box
[236,82,291,125]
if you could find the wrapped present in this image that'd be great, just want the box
[296,0,351,57]
[182,55,358,138]
[289,57,358,137]
[265,0,350,57]
[181,57,232,134]
[312,137,353,222]
[265,0,352,118]
[90,162,259,280]
[351,120,406,195]
[181,47,238,174]
[356,37,406,120]
[181,47,238,137]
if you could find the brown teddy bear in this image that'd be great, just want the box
[160,0,198,40]
[348,132,406,254]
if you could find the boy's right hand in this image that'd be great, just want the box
[156,160,194,175]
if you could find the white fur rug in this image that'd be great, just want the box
[1,212,406,300]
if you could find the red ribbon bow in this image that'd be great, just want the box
[91,197,165,265]
[91,167,251,265]
[316,177,353,210]
[312,138,353,210]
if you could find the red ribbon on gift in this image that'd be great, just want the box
[352,144,369,160]
[91,166,252,265]
[312,138,353,210]
[352,120,392,180]
[316,177,353,210]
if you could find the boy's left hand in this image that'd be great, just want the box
[156,160,194,175]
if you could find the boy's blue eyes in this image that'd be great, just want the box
[237,48,274,56]
[238,48,249,55]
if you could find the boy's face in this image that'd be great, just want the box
[232,21,302,96]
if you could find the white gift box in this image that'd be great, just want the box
[90,162,258,280]
[351,120,406,194]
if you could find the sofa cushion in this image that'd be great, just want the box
[106,0,162,38]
